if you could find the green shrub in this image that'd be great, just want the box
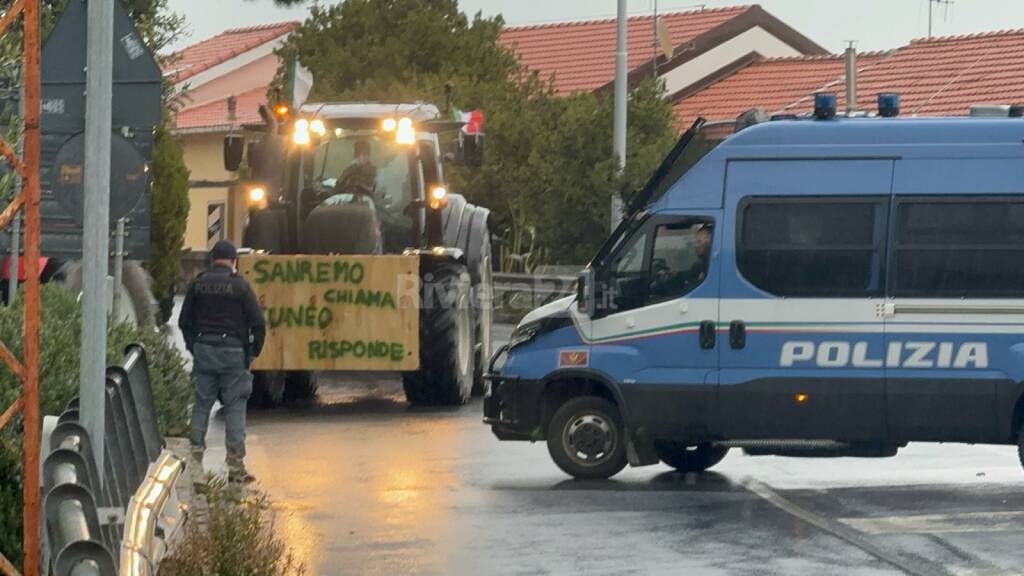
[160,478,305,576]
[0,284,192,567]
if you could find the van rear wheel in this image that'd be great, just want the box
[655,441,729,473]
[547,396,627,479]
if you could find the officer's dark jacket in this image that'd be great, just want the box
[178,264,266,357]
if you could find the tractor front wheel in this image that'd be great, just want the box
[402,262,475,406]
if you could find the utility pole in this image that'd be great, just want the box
[611,0,628,230]
[81,0,115,478]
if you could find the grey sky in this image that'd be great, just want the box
[167,0,1023,54]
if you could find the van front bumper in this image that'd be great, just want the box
[483,373,544,441]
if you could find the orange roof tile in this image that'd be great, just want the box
[675,28,1024,125]
[166,21,298,83]
[499,6,753,95]
[172,86,267,131]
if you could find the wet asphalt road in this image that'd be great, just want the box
[196,324,1024,576]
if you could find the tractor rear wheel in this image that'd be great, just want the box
[58,259,157,326]
[402,262,475,406]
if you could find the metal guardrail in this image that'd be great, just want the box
[120,452,185,576]
[493,272,576,320]
[40,345,186,576]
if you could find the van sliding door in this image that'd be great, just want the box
[718,159,893,441]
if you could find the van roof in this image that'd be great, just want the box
[722,117,1024,149]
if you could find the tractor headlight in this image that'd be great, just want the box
[429,186,447,209]
[310,118,327,137]
[381,117,397,132]
[248,186,266,203]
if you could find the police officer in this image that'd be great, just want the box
[178,240,265,483]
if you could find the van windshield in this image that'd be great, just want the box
[592,125,724,268]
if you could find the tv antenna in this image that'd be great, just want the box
[928,0,954,38]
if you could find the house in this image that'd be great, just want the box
[498,5,827,99]
[674,29,1024,126]
[166,21,299,252]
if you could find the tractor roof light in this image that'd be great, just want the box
[310,118,327,136]
[396,117,416,145]
[381,117,397,132]
[293,118,311,146]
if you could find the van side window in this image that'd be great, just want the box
[649,223,713,303]
[605,219,713,313]
[893,196,1024,297]
[737,198,885,297]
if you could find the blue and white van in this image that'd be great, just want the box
[484,102,1024,479]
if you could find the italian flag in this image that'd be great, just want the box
[451,106,484,135]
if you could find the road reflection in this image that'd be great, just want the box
[249,382,466,574]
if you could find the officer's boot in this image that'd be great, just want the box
[226,449,255,485]
[189,444,205,486]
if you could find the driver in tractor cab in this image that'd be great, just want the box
[304,137,383,254]
[333,138,377,199]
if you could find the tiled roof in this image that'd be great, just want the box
[166,21,298,83]
[675,28,1024,124]
[499,6,753,95]
[173,86,267,131]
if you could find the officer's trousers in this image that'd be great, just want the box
[189,342,253,467]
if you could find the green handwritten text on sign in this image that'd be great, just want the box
[238,255,419,371]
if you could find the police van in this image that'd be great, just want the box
[484,95,1024,479]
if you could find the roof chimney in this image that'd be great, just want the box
[845,42,857,115]
[227,95,237,122]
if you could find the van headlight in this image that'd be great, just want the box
[508,322,541,350]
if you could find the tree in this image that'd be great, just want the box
[148,118,190,317]
[276,0,677,266]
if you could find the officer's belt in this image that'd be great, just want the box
[196,333,245,348]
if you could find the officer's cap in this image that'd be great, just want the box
[210,239,238,261]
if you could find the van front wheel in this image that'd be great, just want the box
[655,441,729,473]
[547,396,627,479]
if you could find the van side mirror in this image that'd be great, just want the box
[224,134,245,172]
[577,268,596,317]
[460,132,485,168]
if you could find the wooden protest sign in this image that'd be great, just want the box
[238,254,420,371]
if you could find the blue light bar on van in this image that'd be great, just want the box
[878,93,900,117]
[814,93,837,120]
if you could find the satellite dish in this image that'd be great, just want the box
[656,17,674,60]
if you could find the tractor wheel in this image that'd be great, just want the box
[58,260,157,327]
[471,235,494,396]
[250,371,286,408]
[282,371,318,403]
[402,262,475,406]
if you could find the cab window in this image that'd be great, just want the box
[649,223,712,303]
[603,218,713,314]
